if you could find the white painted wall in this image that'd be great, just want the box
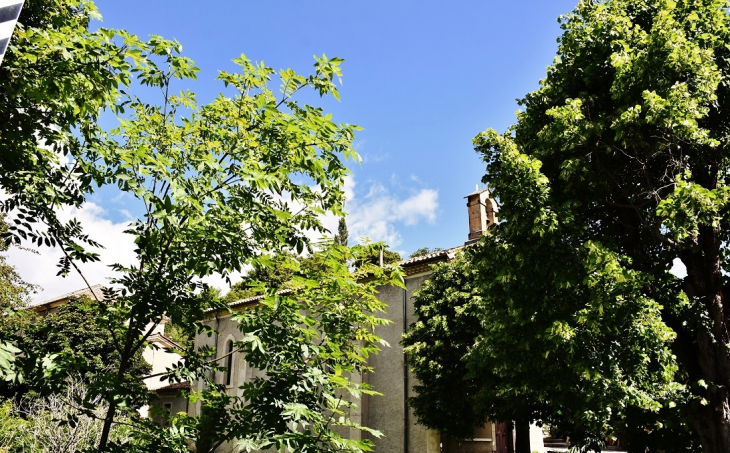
[142,340,183,390]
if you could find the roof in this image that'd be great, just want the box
[398,246,460,267]
[396,246,462,276]
[218,246,463,312]
[154,381,191,392]
[464,187,491,198]
[223,289,293,311]
[31,284,106,308]
[148,333,184,351]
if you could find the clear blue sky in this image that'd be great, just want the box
[95,0,580,256]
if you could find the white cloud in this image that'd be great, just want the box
[7,173,439,303]
[7,203,136,304]
[7,203,244,303]
[345,177,439,248]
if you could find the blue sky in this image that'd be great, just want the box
[12,0,585,300]
[94,0,579,251]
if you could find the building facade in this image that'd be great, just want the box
[189,188,546,452]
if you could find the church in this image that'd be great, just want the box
[182,188,544,452]
[32,188,544,452]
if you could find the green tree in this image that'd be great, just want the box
[333,217,349,246]
[454,0,730,451]
[164,287,221,349]
[222,252,301,304]
[408,247,443,258]
[85,48,381,451]
[2,3,399,450]
[0,216,37,386]
[402,252,485,440]
[3,296,151,409]
[222,250,333,305]
[354,243,401,268]
[0,214,37,384]
[0,216,36,315]
[0,0,162,273]
[146,245,403,453]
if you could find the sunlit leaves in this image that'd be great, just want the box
[461,0,730,449]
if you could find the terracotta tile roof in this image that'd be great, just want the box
[154,381,190,392]
[398,246,462,267]
[217,246,465,311]
[31,284,106,308]
[148,333,184,351]
[222,289,293,311]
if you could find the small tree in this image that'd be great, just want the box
[145,245,402,453]
[402,252,485,440]
[408,247,443,258]
[333,217,349,246]
[354,243,401,268]
[4,296,151,408]
[1,2,400,449]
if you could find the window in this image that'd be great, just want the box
[224,339,234,386]
[161,402,173,427]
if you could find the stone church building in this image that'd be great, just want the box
[34,188,543,451]
[188,188,545,452]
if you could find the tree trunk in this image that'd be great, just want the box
[97,400,117,452]
[689,326,730,452]
[514,419,531,453]
[680,222,730,453]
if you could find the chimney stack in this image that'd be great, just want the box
[465,187,498,244]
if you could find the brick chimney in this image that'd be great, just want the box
[465,187,498,244]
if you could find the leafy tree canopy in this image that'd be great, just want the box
[0,0,168,272]
[4,296,151,410]
[0,1,402,451]
[408,247,443,258]
[354,243,401,268]
[0,216,36,312]
[402,252,485,440]
[408,0,730,451]
[222,252,304,304]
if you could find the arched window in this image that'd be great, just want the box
[224,339,234,386]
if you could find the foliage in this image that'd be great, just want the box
[0,5,380,451]
[418,0,730,451]
[222,250,332,305]
[0,0,165,273]
[80,45,375,451]
[0,6,393,448]
[3,296,151,409]
[0,0,150,391]
[0,217,36,311]
[222,252,302,304]
[354,243,401,268]
[0,216,38,384]
[333,217,349,246]
[0,217,37,380]
[0,2,400,452]
[0,399,29,452]
[141,245,403,452]
[164,288,221,349]
[0,380,132,453]
[402,252,485,440]
[408,247,443,258]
